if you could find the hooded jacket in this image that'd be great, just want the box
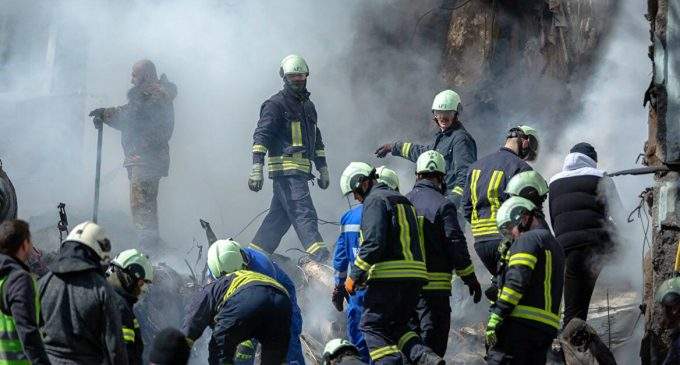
[0,253,50,364]
[39,241,128,365]
[549,153,621,252]
[102,75,177,179]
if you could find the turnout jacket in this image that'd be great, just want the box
[391,124,476,206]
[39,242,128,365]
[0,253,50,365]
[492,224,565,335]
[112,286,142,365]
[251,84,327,179]
[349,183,427,284]
[181,269,288,342]
[463,148,532,240]
[406,180,475,293]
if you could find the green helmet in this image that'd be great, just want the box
[506,171,549,205]
[496,196,537,236]
[322,339,357,364]
[431,89,461,112]
[339,162,374,196]
[279,54,309,77]
[112,249,154,282]
[416,150,446,174]
[207,239,245,278]
[376,166,399,191]
[656,277,680,305]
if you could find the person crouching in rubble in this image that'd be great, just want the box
[107,249,155,365]
[89,60,177,250]
[322,339,367,365]
[485,197,564,365]
[655,277,680,365]
[40,222,128,364]
[332,163,400,363]
[181,240,292,365]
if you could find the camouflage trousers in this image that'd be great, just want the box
[130,176,160,248]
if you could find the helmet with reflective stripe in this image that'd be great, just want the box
[66,221,111,262]
[376,166,399,191]
[506,171,549,205]
[656,277,680,306]
[207,239,245,278]
[340,162,374,196]
[496,196,537,234]
[322,338,357,365]
[112,249,154,282]
[431,89,461,112]
[508,125,539,161]
[279,54,309,77]
[416,150,446,174]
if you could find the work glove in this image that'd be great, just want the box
[89,108,106,129]
[462,273,483,303]
[345,276,359,296]
[235,340,256,364]
[375,143,394,158]
[331,283,349,312]
[248,163,264,192]
[317,167,330,190]
[485,313,503,348]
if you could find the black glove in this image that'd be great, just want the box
[462,273,482,303]
[375,143,394,158]
[89,108,105,129]
[332,283,349,312]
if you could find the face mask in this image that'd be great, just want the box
[285,76,307,93]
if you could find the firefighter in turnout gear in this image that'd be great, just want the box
[106,249,154,365]
[0,220,49,364]
[485,196,564,365]
[375,89,477,207]
[462,125,538,277]
[505,170,549,209]
[181,240,292,365]
[248,54,329,262]
[332,163,400,362]
[405,151,482,356]
[345,163,443,365]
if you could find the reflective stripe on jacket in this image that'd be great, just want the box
[0,276,38,364]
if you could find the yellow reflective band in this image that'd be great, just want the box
[487,170,504,220]
[510,305,560,329]
[508,253,537,269]
[423,272,453,291]
[470,169,481,221]
[455,264,475,277]
[544,250,553,312]
[222,270,287,305]
[267,155,312,174]
[452,186,464,196]
[354,256,371,271]
[400,142,412,157]
[396,205,414,261]
[367,260,427,281]
[417,216,426,264]
[252,144,267,154]
[122,327,135,343]
[499,286,523,306]
[133,319,140,329]
[291,121,303,147]
[315,149,326,157]
[306,242,326,254]
[369,345,399,361]
[397,331,419,350]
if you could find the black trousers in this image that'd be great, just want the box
[409,293,451,357]
[563,246,605,327]
[486,319,554,365]
[251,176,324,254]
[360,281,428,364]
[474,238,502,276]
[210,285,291,365]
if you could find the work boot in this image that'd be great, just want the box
[417,351,445,365]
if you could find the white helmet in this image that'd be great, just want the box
[279,54,309,77]
[416,150,446,174]
[207,239,245,278]
[339,162,374,196]
[431,89,461,112]
[65,221,112,262]
[375,166,400,191]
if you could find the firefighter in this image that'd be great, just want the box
[344,163,443,365]
[322,339,368,365]
[462,125,538,277]
[0,220,49,364]
[505,170,549,209]
[89,60,176,250]
[106,249,154,365]
[332,163,400,363]
[405,151,482,356]
[181,240,292,365]
[656,277,680,365]
[485,196,564,365]
[375,89,477,207]
[39,221,128,364]
[248,54,330,262]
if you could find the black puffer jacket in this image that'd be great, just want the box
[39,242,128,365]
